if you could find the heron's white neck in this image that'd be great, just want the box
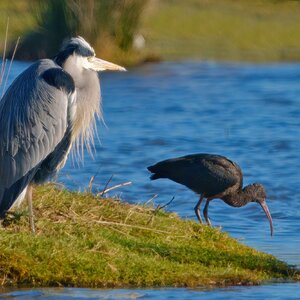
[62,54,101,156]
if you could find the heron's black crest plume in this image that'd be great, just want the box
[55,36,95,66]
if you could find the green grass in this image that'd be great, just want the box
[0,1,35,51]
[141,0,300,62]
[0,184,297,288]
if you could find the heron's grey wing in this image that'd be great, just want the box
[0,59,75,215]
[148,154,243,196]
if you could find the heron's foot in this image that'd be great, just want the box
[1,210,26,227]
[26,185,36,234]
[29,213,36,234]
[24,204,36,234]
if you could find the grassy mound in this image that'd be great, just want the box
[0,184,296,288]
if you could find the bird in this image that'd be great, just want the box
[147,153,273,236]
[0,36,125,232]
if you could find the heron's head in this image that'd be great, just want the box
[53,37,125,159]
[55,36,126,72]
[245,183,273,236]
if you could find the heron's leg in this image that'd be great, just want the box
[194,194,204,224]
[26,185,35,234]
[203,199,212,226]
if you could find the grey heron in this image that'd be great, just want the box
[148,153,274,236]
[0,36,125,232]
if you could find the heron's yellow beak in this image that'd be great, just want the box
[87,57,126,72]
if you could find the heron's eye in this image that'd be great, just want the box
[87,56,95,62]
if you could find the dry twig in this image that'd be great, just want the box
[143,194,158,207]
[0,19,9,88]
[156,196,175,211]
[98,174,114,196]
[93,219,185,237]
[100,181,132,195]
[2,36,20,96]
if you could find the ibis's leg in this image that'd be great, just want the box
[203,199,211,226]
[194,194,204,223]
[26,185,35,234]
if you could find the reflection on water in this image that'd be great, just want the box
[2,284,300,299]
[2,60,300,298]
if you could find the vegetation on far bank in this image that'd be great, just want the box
[2,0,300,64]
[0,184,297,288]
[142,0,300,62]
[0,0,150,66]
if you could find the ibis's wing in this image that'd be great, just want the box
[190,154,243,196]
[0,59,75,215]
[148,153,243,196]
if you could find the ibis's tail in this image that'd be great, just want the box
[147,164,166,180]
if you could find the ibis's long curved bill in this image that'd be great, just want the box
[259,200,273,236]
[87,57,126,72]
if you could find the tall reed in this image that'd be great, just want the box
[15,0,148,61]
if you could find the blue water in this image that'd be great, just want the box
[1,284,300,299]
[1,60,300,298]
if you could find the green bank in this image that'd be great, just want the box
[142,0,300,62]
[0,185,297,288]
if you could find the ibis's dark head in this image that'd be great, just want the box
[245,183,273,236]
[246,183,267,202]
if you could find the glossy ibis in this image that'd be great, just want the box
[147,153,273,236]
